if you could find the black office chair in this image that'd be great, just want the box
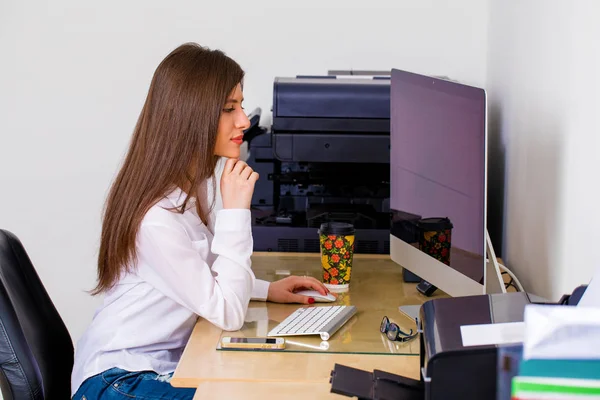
[0,229,73,399]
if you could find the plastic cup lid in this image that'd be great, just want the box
[417,217,453,231]
[318,222,355,236]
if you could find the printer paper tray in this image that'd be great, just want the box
[272,117,389,133]
[273,133,389,163]
[330,363,423,400]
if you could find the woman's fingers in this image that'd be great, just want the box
[223,158,237,175]
[296,276,329,296]
[231,160,247,175]
[287,292,315,304]
[239,164,253,180]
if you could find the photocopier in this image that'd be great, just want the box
[245,75,391,254]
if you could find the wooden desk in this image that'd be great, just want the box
[192,382,337,399]
[172,252,448,395]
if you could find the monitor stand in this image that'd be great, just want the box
[484,229,506,295]
[399,229,505,324]
[398,304,421,323]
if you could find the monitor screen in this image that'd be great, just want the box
[390,69,486,284]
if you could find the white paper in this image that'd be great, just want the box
[578,266,600,308]
[523,304,600,360]
[460,321,525,347]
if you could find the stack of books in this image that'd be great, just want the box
[512,358,600,399]
[497,344,600,399]
[496,302,600,400]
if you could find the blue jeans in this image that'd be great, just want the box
[72,368,196,399]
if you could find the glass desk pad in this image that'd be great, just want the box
[215,253,448,356]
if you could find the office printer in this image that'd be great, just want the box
[329,292,531,400]
[246,75,391,254]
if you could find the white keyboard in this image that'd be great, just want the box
[267,305,357,341]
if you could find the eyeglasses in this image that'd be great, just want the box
[380,316,418,342]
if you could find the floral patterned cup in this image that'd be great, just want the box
[417,217,453,266]
[318,222,356,292]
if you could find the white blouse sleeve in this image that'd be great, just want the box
[135,208,265,331]
[251,279,270,301]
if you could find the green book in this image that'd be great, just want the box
[512,376,600,398]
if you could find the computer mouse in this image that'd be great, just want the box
[295,289,336,302]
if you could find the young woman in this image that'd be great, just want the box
[71,43,328,399]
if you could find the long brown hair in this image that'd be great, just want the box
[93,43,245,294]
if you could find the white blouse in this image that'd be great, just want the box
[71,159,269,395]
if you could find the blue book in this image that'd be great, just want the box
[519,358,600,381]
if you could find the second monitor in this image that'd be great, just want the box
[389,68,504,297]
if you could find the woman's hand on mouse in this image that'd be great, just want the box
[267,276,330,304]
[221,158,259,209]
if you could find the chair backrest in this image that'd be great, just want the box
[0,229,73,400]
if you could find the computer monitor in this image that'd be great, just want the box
[389,68,504,297]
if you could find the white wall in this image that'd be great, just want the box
[486,1,600,301]
[0,0,490,343]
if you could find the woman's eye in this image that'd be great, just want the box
[222,107,235,113]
